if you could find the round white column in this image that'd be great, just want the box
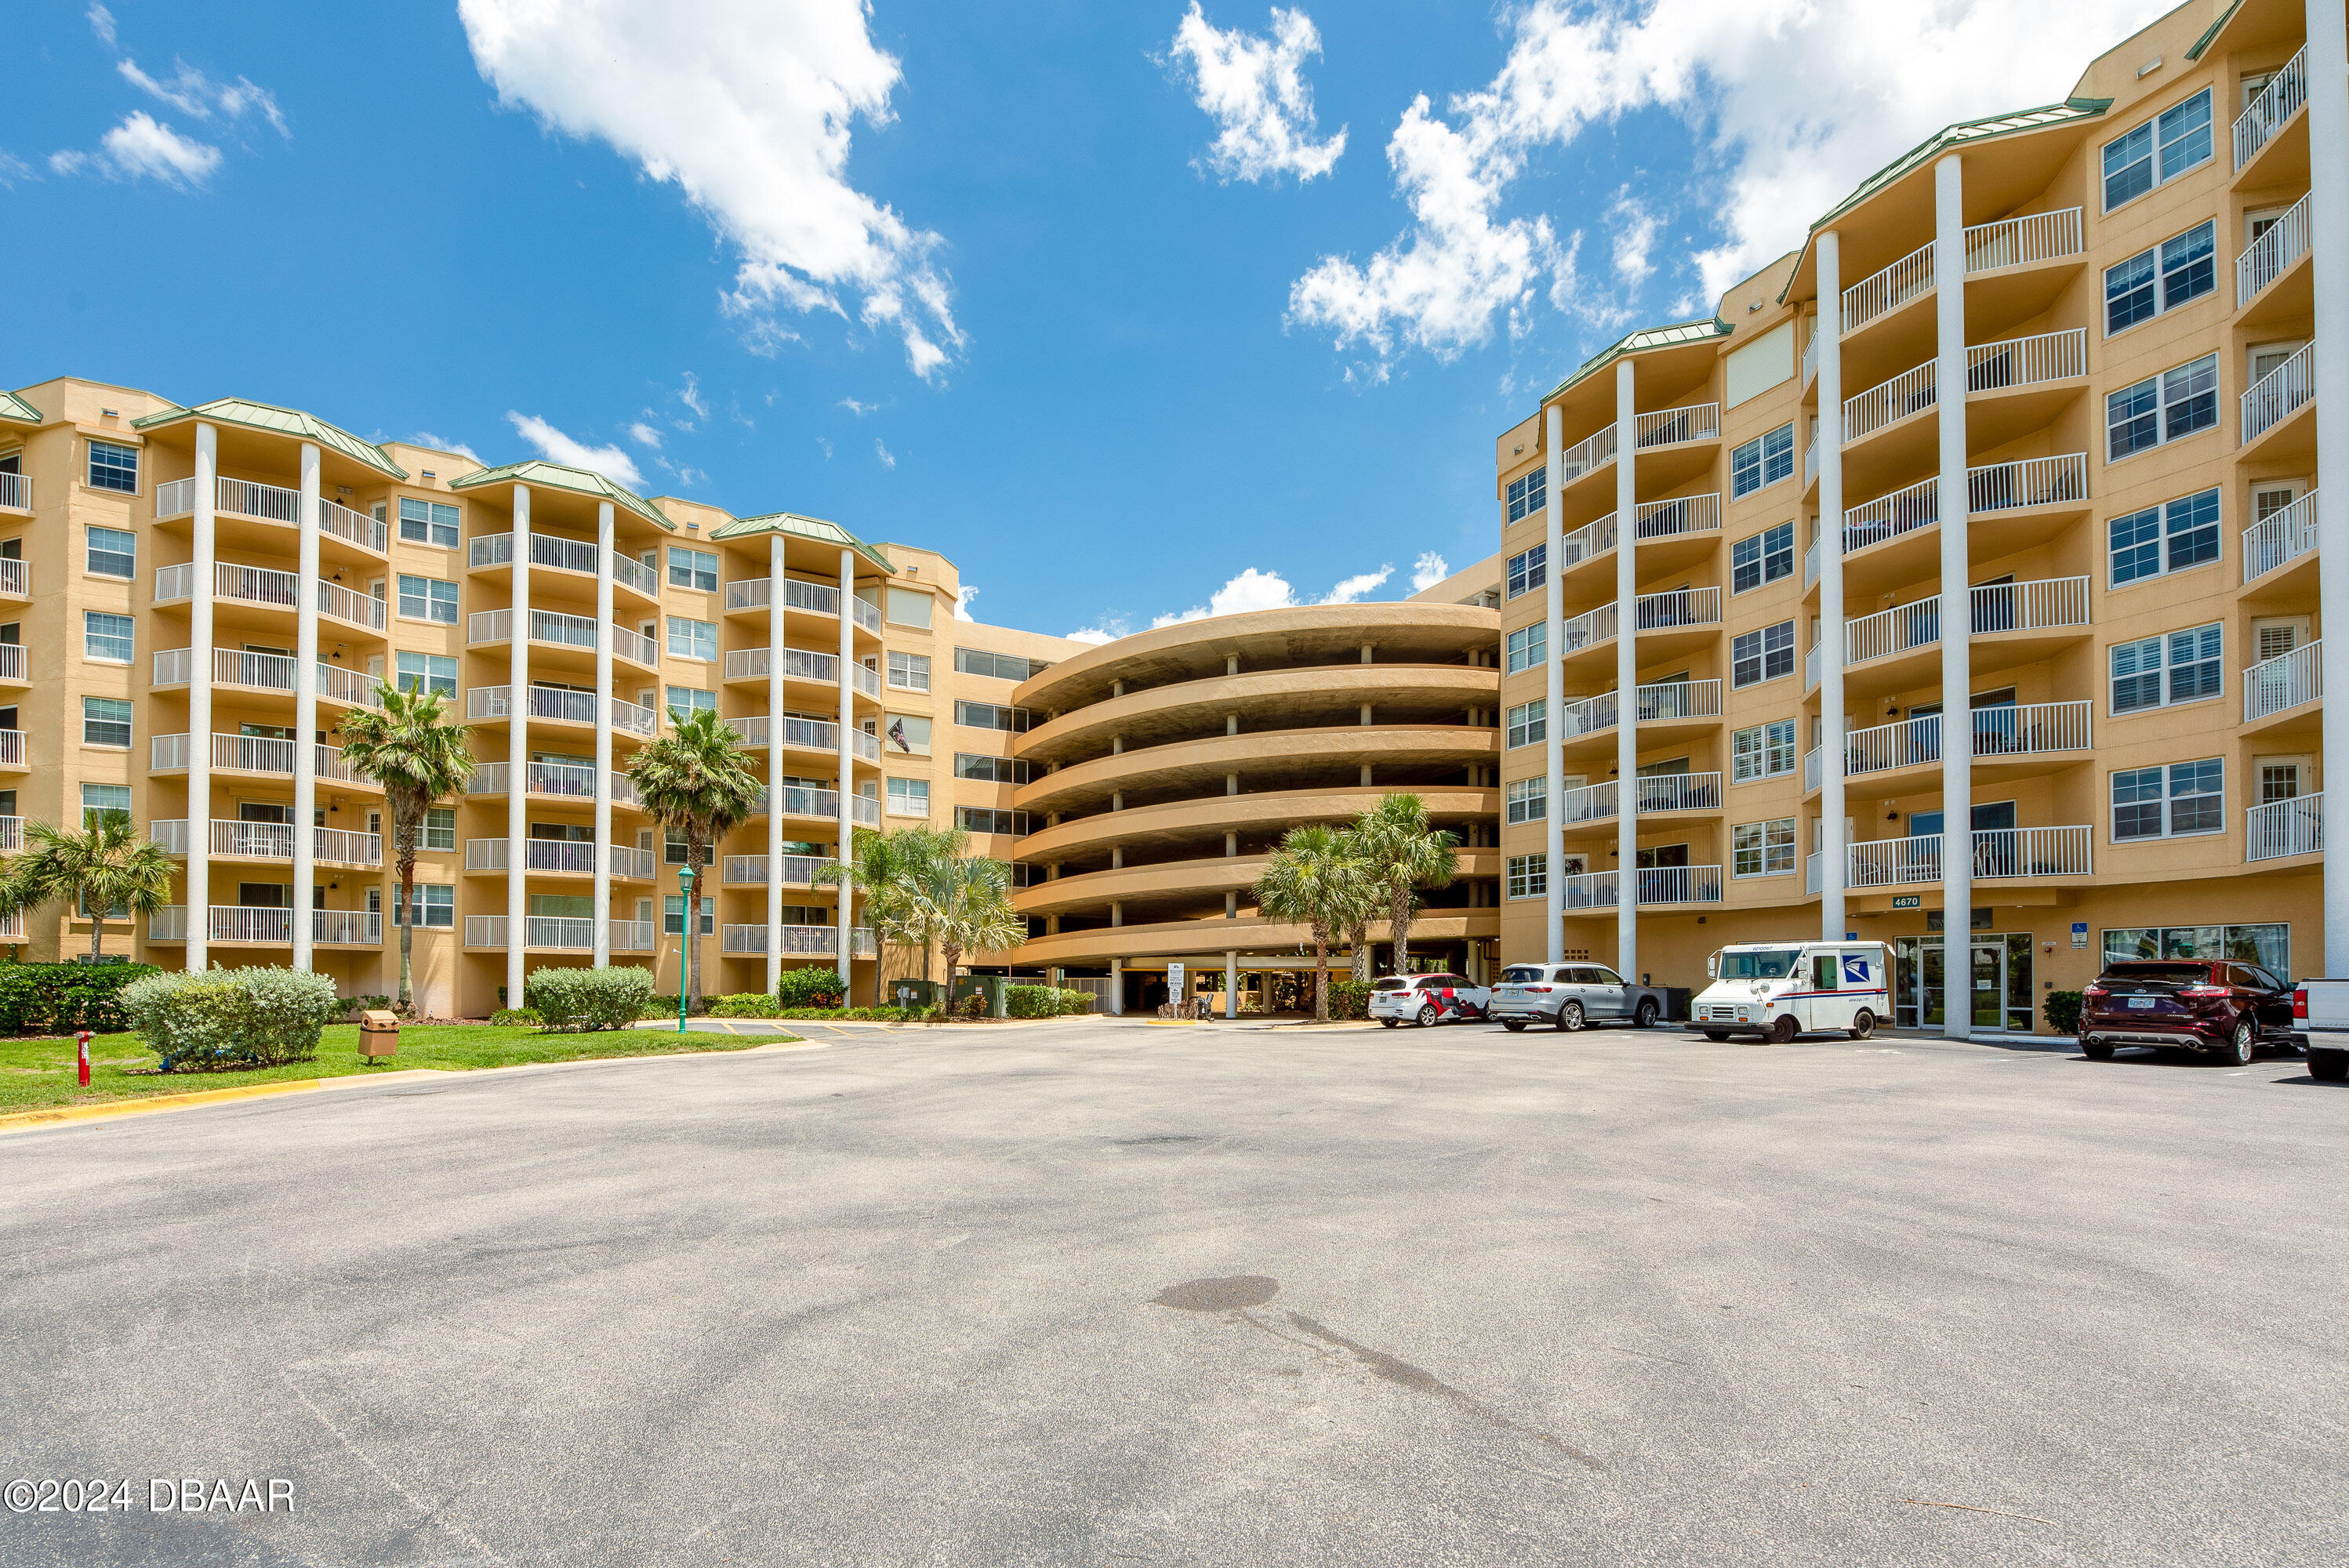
[1817,235,1850,941]
[1933,154,1972,1037]
[767,533,786,992]
[1542,406,1567,963]
[292,441,320,971]
[1614,358,1638,982]
[187,423,217,971]
[593,501,615,969]
[506,484,531,1010]
[836,548,855,989]
[2307,0,2349,971]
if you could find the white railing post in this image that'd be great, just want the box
[1819,233,1849,940]
[768,531,786,990]
[1545,405,1566,965]
[507,484,531,1012]
[1615,360,1638,983]
[1935,153,1970,1039]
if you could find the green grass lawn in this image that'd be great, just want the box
[0,1023,790,1116]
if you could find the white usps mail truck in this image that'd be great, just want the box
[1690,941,1893,1043]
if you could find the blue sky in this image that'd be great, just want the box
[3,0,2171,640]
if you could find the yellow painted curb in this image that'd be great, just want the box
[0,1079,321,1135]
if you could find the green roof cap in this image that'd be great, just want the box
[450,459,673,532]
[710,510,892,572]
[1548,318,1733,399]
[129,397,407,478]
[0,389,41,426]
[2185,0,2245,60]
[1818,97,2111,231]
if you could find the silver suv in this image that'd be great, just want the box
[1490,963,1667,1032]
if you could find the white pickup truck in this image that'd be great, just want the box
[2293,978,2349,1081]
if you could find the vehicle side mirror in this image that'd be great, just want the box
[1707,956,1717,978]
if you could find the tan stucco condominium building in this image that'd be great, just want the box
[1493,0,2347,1033]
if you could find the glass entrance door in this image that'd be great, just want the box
[1895,933,2037,1032]
[1971,942,2005,1029]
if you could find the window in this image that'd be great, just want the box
[87,441,139,494]
[397,574,459,624]
[665,685,715,716]
[398,497,460,548]
[887,777,929,816]
[2112,759,2224,841]
[2111,622,2222,714]
[1505,545,1546,600]
[954,648,1048,681]
[886,713,932,754]
[80,695,131,748]
[1733,818,1797,877]
[955,753,1034,784]
[84,610,134,662]
[1730,423,1795,498]
[666,616,716,661]
[2101,88,2212,209]
[1505,465,1547,524]
[885,586,932,628]
[2104,221,2216,334]
[2107,354,2218,461]
[1505,699,1546,750]
[1505,776,1545,825]
[663,895,715,936]
[957,807,1029,835]
[1505,622,1546,674]
[388,884,454,929]
[2104,921,2287,974]
[666,546,719,591]
[2108,488,2220,585]
[1730,521,1795,593]
[82,783,132,827]
[1505,853,1547,900]
[394,652,457,698]
[1730,720,1797,782]
[86,525,136,579]
[954,701,1033,733]
[888,651,931,691]
[1730,621,1795,688]
[423,808,456,852]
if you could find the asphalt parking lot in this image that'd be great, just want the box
[2,1017,2344,1566]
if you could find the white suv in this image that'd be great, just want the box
[1367,973,1491,1027]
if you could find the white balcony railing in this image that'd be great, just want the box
[1970,575,2089,636]
[1804,746,1822,793]
[852,662,881,699]
[1803,429,1820,487]
[1632,585,1720,633]
[314,909,384,946]
[611,553,658,597]
[1962,208,2083,273]
[148,906,383,946]
[0,815,21,852]
[2242,342,2315,445]
[1638,678,1720,723]
[1806,851,1823,895]
[464,916,656,953]
[1843,241,1935,333]
[614,625,659,668]
[720,924,877,957]
[2235,46,2307,170]
[1558,422,1619,484]
[463,684,652,735]
[1849,825,2090,887]
[319,497,387,552]
[725,575,849,615]
[1634,492,1720,541]
[2245,639,2321,722]
[1556,691,1617,739]
[149,732,368,784]
[318,662,382,707]
[1559,866,1724,909]
[1803,537,1820,587]
[466,762,640,805]
[2238,194,2311,305]
[1558,512,1617,568]
[158,560,301,611]
[0,472,30,511]
[852,596,882,635]
[2247,793,2322,862]
[316,578,386,631]
[1841,700,2090,777]
[1557,781,1617,826]
[168,652,381,707]
[1804,642,1821,689]
[722,853,833,886]
[1560,602,1617,654]
[313,826,382,866]
[1966,328,2087,393]
[1967,452,2087,516]
[0,557,27,595]
[1845,476,1939,552]
[1636,771,1723,814]
[1846,600,1942,666]
[1846,361,1937,442]
[1802,328,1818,387]
[2245,492,2320,583]
[1633,402,1719,449]
[151,481,383,546]
[725,646,841,684]
[0,730,20,768]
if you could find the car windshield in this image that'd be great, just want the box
[1499,967,1547,984]
[1718,949,1800,979]
[1371,978,1413,991]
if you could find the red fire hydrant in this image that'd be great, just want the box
[76,1030,91,1088]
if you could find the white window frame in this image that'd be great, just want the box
[664,685,716,717]
[666,616,717,662]
[888,650,931,691]
[1730,423,1795,499]
[422,807,457,852]
[1730,621,1795,688]
[1730,521,1795,594]
[666,546,719,592]
[1505,776,1546,826]
[1505,853,1547,900]
[1505,699,1546,750]
[1505,545,1547,601]
[86,525,136,579]
[1732,818,1797,878]
[1731,720,1796,783]
[86,440,139,495]
[2105,353,2219,463]
[2109,621,2224,716]
[886,776,930,817]
[83,609,135,663]
[398,496,460,548]
[397,573,459,625]
[2100,87,2212,212]
[2107,488,2221,587]
[395,651,458,697]
[1505,622,1546,674]
[1505,466,1547,525]
[2111,758,2224,843]
[2102,220,2216,337]
[82,695,132,749]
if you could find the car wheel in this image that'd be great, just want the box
[1558,1000,1585,1032]
[1380,1018,1399,1029]
[1633,998,1659,1029]
[1502,1019,1527,1033]
[2312,1051,2349,1083]
[2220,1016,2256,1066]
[1701,1029,1730,1042]
[1767,1013,1799,1044]
[2081,1036,2114,1061]
[1847,1008,1875,1041]
[1416,1004,1439,1028]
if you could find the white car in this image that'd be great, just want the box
[1367,972,1491,1027]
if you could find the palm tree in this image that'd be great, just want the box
[812,824,961,1004]
[1351,793,1460,975]
[0,815,175,961]
[1253,824,1373,1022]
[334,684,477,1015]
[626,706,763,1014]
[915,852,1025,1013]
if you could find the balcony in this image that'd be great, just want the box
[468,529,598,578]
[2242,342,2315,448]
[466,762,642,808]
[464,684,659,738]
[1839,209,2083,334]
[0,815,21,851]
[1848,825,2090,887]
[1554,680,1719,747]
[2238,193,2311,307]
[0,730,22,771]
[149,732,372,786]
[1843,241,1934,334]
[463,916,656,953]
[724,645,840,684]
[147,906,384,946]
[1843,330,2086,445]
[737,715,883,763]
[1560,865,1725,909]
[152,648,383,709]
[1844,577,2088,672]
[0,472,28,512]
[722,853,834,887]
[1559,513,1618,569]
[1636,492,1720,543]
[1634,401,1719,449]
[154,476,388,554]
[2243,491,2318,584]
[0,557,26,597]
[1839,700,2092,780]
[723,578,877,633]
[153,561,387,633]
[719,924,877,958]
[2233,45,2306,172]
[757,785,882,827]
[2247,793,2322,863]
[467,608,659,671]
[1802,328,1818,387]
[1558,423,1619,485]
[2244,639,2320,724]
[463,839,657,879]
[151,819,383,868]
[1563,771,1725,828]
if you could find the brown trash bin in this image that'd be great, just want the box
[358,1009,400,1061]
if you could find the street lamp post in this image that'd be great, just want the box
[677,862,697,1035]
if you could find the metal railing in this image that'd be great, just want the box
[1806,851,1823,895]
[2234,46,2307,170]
[0,730,20,768]
[463,916,656,953]
[0,643,20,682]
[468,684,651,732]
[312,826,381,866]
[2242,341,2315,445]
[160,560,305,611]
[467,607,601,649]
[1557,512,1617,567]
[316,577,386,630]
[1556,691,1617,739]
[314,909,383,945]
[468,531,594,574]
[145,906,380,946]
[1635,492,1719,540]
[1557,781,1617,826]
[1558,422,1618,483]
[1805,641,1821,689]
[725,646,840,683]
[726,575,849,615]
[464,762,638,804]
[1803,430,1819,486]
[1970,575,2089,636]
[1803,537,1820,587]
[614,625,659,667]
[1962,208,2083,273]
[1804,746,1821,793]
[2245,639,2321,722]
[723,853,832,886]
[2247,793,2322,862]
[2238,194,2311,305]
[153,474,302,525]
[1967,452,2087,516]
[1849,825,2090,887]
[1966,328,2087,392]
[851,662,881,699]
[1841,700,2090,776]
[0,558,26,596]
[851,596,882,634]
[1559,602,1617,654]
[611,554,658,597]
[1802,328,1818,386]
[1639,678,1719,722]
[1637,771,1723,813]
[1842,241,1935,332]
[466,840,657,879]
[318,662,382,706]
[719,924,877,956]
[1632,586,1719,632]
[318,496,386,552]
[1633,402,1719,448]
[2243,490,2319,582]
[1560,866,1724,909]
[1846,600,1942,665]
[154,477,194,517]
[0,816,20,852]
[0,472,29,511]
[1844,476,1939,551]
[1846,360,1937,441]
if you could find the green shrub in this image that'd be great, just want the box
[333,993,393,1022]
[1056,989,1095,1014]
[2044,990,2085,1034]
[1005,984,1058,1018]
[775,967,846,1009]
[528,966,655,1033]
[490,1007,541,1026]
[122,967,341,1072]
[958,991,988,1020]
[710,993,782,1018]
[0,962,162,1036]
[1327,978,1372,1020]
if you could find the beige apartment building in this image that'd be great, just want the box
[0,376,1078,1018]
[1495,0,2347,1033]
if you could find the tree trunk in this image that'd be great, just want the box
[398,851,416,1016]
[943,946,962,1018]
[1391,885,1414,973]
[89,915,106,962]
[1349,922,1369,982]
[1312,934,1329,1022]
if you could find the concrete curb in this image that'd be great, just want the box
[0,1079,323,1135]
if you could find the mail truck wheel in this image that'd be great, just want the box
[1767,1014,1799,1044]
[1847,1009,1874,1040]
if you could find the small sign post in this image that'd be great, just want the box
[76,1031,90,1088]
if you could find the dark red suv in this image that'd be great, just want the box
[2080,960,2296,1065]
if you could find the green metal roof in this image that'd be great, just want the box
[130,397,407,478]
[0,390,41,426]
[450,459,673,532]
[2186,0,2246,59]
[1547,318,1733,399]
[710,510,892,572]
[1816,97,2112,232]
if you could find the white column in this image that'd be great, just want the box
[592,501,615,969]
[1224,951,1237,1019]
[292,441,320,971]
[767,534,786,991]
[1817,236,1850,942]
[1614,358,1639,982]
[2310,0,2349,972]
[1109,957,1124,1016]
[836,549,855,985]
[507,485,531,1010]
[187,423,216,971]
[1933,154,1971,1038]
[1541,405,1566,962]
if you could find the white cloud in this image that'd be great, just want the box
[459,0,962,379]
[1149,561,1404,626]
[0,151,33,188]
[1410,551,1449,592]
[626,421,663,448]
[1321,563,1392,604]
[815,436,833,460]
[873,438,896,469]
[1064,626,1118,645]
[839,397,877,416]
[677,371,708,419]
[1167,3,1346,183]
[953,586,978,622]
[1609,190,1660,287]
[1294,0,2171,361]
[67,112,223,187]
[505,412,646,488]
[118,58,286,135]
[408,431,483,462]
[85,4,114,46]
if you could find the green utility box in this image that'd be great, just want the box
[892,978,945,1012]
[950,975,1008,1018]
